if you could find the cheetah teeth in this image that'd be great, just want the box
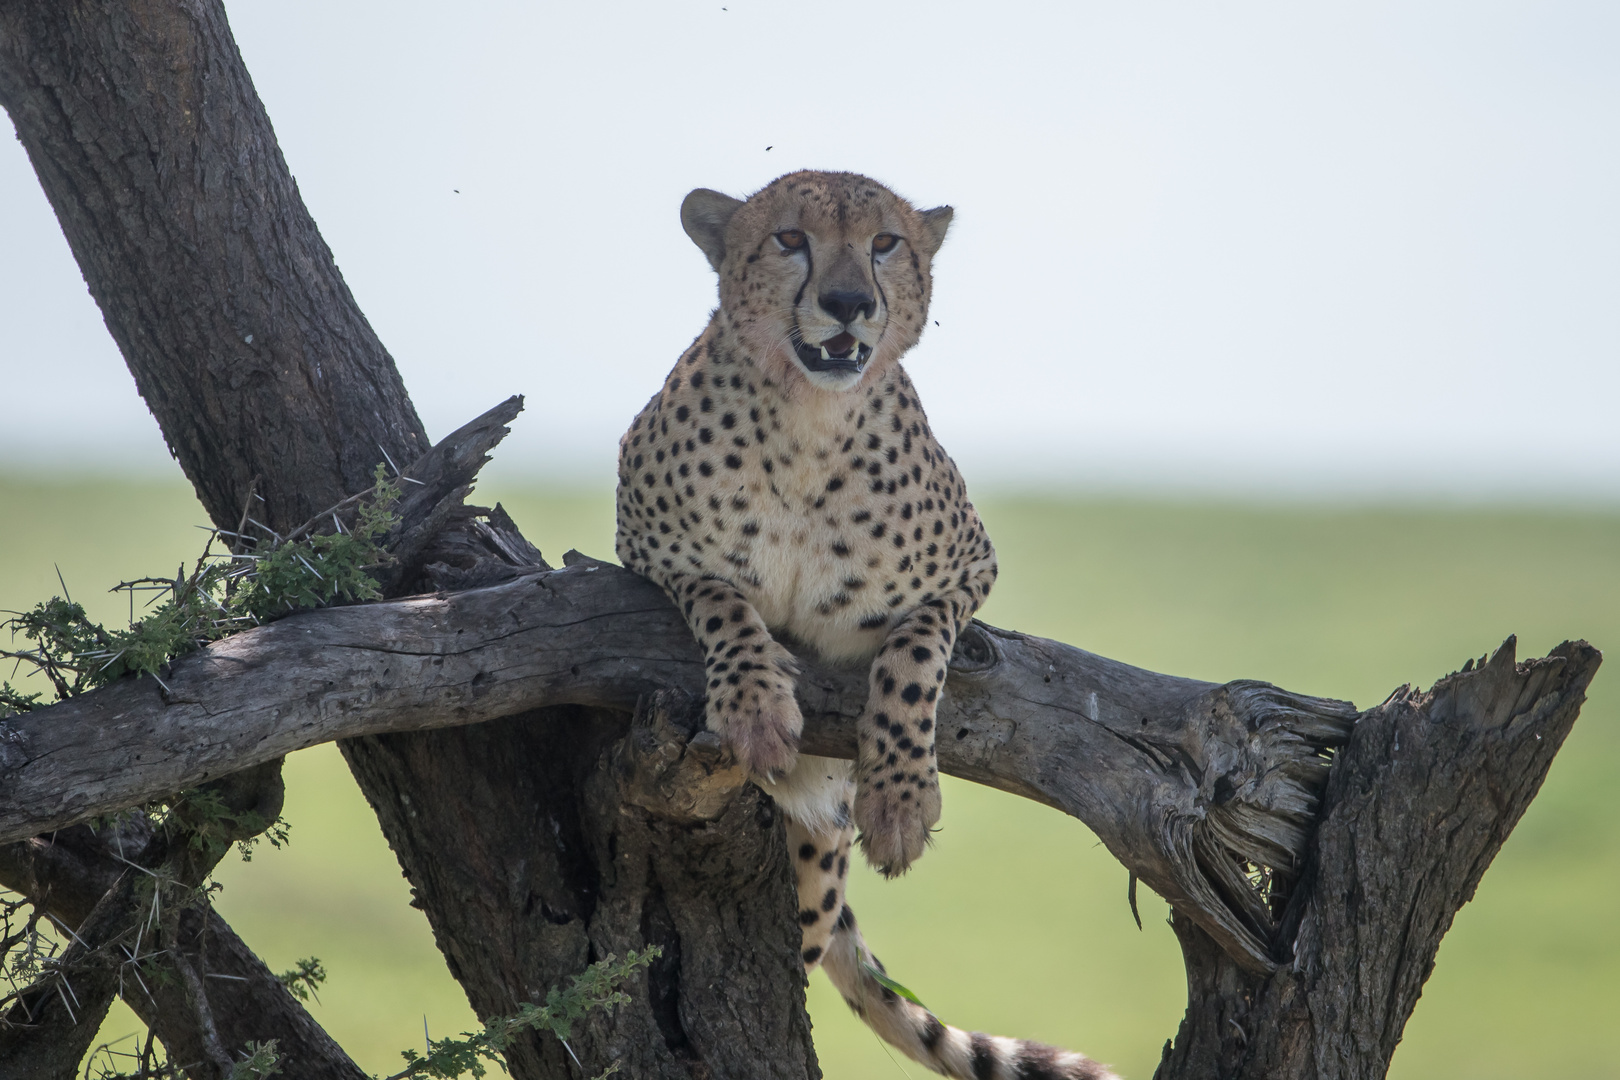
[795,336,870,374]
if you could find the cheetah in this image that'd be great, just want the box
[616,171,1116,1080]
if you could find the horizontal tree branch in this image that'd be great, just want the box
[2,552,1363,971]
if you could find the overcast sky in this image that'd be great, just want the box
[2,0,1616,499]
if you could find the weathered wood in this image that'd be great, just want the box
[371,394,535,592]
[0,388,515,1077]
[1152,636,1600,1080]
[0,566,1597,1080]
[1,553,1361,973]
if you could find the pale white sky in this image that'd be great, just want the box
[2,1,1616,499]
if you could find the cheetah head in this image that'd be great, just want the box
[681,171,953,393]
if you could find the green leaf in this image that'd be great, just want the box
[861,961,928,1010]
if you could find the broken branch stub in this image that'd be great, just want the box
[1154,635,1602,1080]
[615,691,750,823]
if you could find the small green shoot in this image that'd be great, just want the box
[277,957,327,1003]
[229,1041,284,1079]
[862,961,929,1010]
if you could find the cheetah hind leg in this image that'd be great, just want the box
[783,800,855,971]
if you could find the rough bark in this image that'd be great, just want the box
[341,692,818,1079]
[0,393,523,1075]
[0,762,368,1080]
[0,868,127,1080]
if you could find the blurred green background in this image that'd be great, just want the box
[1,475,1614,1079]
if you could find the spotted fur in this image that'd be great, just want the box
[616,171,1116,1080]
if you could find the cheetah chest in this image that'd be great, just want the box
[686,440,975,666]
[683,445,884,663]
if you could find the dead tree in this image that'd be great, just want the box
[0,2,1601,1077]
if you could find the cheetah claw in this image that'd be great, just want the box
[853,779,939,877]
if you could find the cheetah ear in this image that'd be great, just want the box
[681,188,745,272]
[916,206,954,257]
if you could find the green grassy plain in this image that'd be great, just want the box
[1,475,1615,1079]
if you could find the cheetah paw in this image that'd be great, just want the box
[709,682,802,783]
[853,778,940,877]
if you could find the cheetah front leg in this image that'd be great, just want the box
[853,595,967,876]
[668,574,803,780]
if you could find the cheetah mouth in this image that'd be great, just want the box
[794,330,872,375]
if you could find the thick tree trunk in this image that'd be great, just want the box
[342,693,818,1080]
[0,2,818,1076]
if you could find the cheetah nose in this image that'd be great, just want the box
[818,289,876,325]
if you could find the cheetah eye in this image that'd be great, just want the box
[872,234,901,254]
[775,230,807,251]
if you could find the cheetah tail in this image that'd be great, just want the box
[820,904,1120,1080]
